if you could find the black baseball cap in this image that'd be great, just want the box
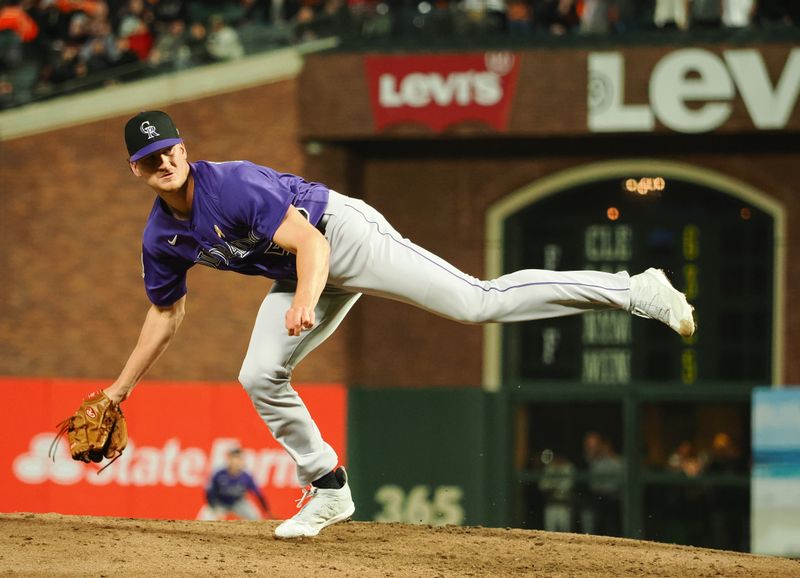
[125,110,183,162]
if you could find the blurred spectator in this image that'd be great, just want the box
[67,10,91,44]
[117,0,154,60]
[610,0,638,32]
[0,0,42,107]
[118,0,152,38]
[537,0,580,35]
[82,35,112,72]
[507,0,533,34]
[48,41,84,83]
[0,2,40,43]
[0,1,34,82]
[291,3,317,41]
[661,439,707,546]
[0,74,14,109]
[184,21,212,66]
[580,0,611,34]
[1,0,798,111]
[294,0,348,40]
[0,23,25,72]
[149,0,186,23]
[458,0,508,33]
[689,0,722,28]
[110,35,140,68]
[237,0,271,24]
[667,440,705,477]
[29,2,67,53]
[653,0,689,29]
[485,0,509,32]
[202,447,272,521]
[126,20,153,59]
[722,0,755,27]
[788,3,800,26]
[757,0,795,27]
[706,432,744,472]
[588,435,623,536]
[351,0,392,37]
[580,431,624,537]
[538,450,576,532]
[206,13,244,61]
[705,432,748,550]
[80,12,114,57]
[148,18,187,69]
[54,0,107,18]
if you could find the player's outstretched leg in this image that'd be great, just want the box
[275,467,355,538]
[628,268,695,337]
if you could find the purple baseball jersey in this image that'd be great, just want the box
[142,161,330,306]
[206,468,265,507]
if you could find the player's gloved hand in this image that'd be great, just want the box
[49,390,128,472]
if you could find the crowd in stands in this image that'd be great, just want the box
[534,429,749,549]
[1,0,798,109]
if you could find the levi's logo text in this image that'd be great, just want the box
[140,121,159,139]
[365,53,520,133]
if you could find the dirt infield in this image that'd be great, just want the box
[1,513,797,577]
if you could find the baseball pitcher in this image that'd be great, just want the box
[57,110,694,538]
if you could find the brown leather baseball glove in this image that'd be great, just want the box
[50,391,128,472]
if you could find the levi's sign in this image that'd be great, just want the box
[365,53,520,132]
[588,48,800,133]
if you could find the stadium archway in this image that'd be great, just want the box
[483,159,785,392]
[483,159,785,544]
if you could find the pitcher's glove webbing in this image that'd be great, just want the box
[50,391,128,473]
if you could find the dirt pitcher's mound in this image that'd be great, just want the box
[1,513,797,577]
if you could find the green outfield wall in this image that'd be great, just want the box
[347,388,509,527]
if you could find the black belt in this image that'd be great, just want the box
[316,214,330,235]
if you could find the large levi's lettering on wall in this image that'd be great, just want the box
[365,53,520,132]
[0,378,346,520]
[588,47,800,133]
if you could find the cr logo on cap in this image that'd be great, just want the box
[140,121,160,140]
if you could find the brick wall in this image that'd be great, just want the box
[3,74,798,389]
[344,149,800,387]
[0,79,353,385]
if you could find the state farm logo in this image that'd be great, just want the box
[365,52,520,132]
[13,433,299,488]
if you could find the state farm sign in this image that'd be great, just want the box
[588,48,800,133]
[365,53,520,132]
[15,435,297,489]
[1,378,346,520]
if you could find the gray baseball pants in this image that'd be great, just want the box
[238,191,631,486]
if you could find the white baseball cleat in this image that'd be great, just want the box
[629,268,695,337]
[274,467,355,539]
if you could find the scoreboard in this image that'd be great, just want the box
[502,176,774,387]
